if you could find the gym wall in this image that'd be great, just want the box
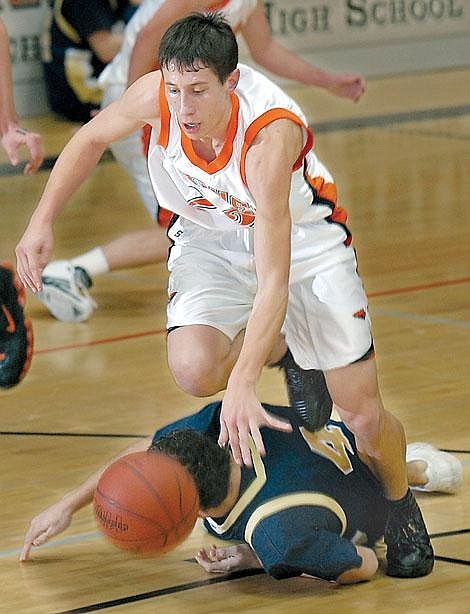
[2,0,469,117]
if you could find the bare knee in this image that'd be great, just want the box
[169,349,221,397]
[337,405,382,453]
[168,326,241,397]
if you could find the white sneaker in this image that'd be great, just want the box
[39,260,97,323]
[406,442,463,494]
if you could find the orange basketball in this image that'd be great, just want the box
[93,451,199,555]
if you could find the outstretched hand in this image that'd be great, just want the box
[218,386,292,467]
[1,125,44,175]
[196,544,262,574]
[15,220,54,292]
[328,73,366,103]
[20,500,73,562]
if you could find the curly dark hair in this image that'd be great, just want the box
[149,429,231,510]
[158,12,238,84]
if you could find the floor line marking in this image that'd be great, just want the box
[30,277,470,356]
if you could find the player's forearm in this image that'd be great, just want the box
[60,437,153,516]
[0,20,17,135]
[230,217,290,385]
[128,25,161,85]
[232,278,288,385]
[253,39,334,89]
[29,136,107,225]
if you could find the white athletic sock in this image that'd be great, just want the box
[71,247,110,278]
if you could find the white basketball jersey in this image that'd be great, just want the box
[99,0,258,88]
[148,64,350,238]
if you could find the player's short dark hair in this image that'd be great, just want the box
[158,12,238,84]
[149,429,231,510]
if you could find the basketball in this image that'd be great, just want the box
[93,451,199,555]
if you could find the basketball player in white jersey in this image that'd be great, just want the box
[35,0,366,323]
[15,13,433,579]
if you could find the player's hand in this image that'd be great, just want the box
[195,544,262,574]
[1,125,44,175]
[218,384,292,467]
[20,501,73,562]
[15,220,54,292]
[327,73,366,103]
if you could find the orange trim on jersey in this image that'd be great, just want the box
[158,79,171,149]
[305,171,351,244]
[240,108,313,185]
[141,123,152,158]
[180,93,240,174]
[305,171,348,224]
[157,206,174,228]
[305,172,340,209]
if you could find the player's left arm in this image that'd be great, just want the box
[20,436,152,562]
[240,1,365,102]
[0,18,44,174]
[219,119,301,465]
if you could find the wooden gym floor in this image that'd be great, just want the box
[0,67,469,613]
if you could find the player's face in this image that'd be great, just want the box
[162,64,238,141]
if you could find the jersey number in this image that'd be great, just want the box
[301,424,355,475]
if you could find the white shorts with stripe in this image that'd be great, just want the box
[167,217,373,371]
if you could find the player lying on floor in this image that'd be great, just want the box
[20,402,462,584]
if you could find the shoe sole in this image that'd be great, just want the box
[38,283,95,322]
[0,261,34,386]
[387,555,434,578]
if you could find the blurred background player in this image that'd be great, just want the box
[1,18,44,174]
[35,0,366,323]
[20,402,463,583]
[41,0,141,123]
[1,17,39,388]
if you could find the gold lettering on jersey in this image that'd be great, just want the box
[184,172,256,227]
[301,424,355,475]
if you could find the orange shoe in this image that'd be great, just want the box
[0,261,33,388]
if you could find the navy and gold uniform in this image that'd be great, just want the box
[152,402,389,581]
[41,0,134,121]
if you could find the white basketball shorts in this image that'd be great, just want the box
[166,218,373,371]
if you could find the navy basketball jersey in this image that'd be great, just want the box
[152,402,389,580]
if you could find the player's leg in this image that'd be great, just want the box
[165,223,289,397]
[75,226,170,275]
[327,358,408,500]
[327,356,434,578]
[38,83,168,322]
[38,226,170,322]
[168,325,244,396]
[286,253,434,578]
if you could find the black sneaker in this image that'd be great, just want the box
[0,261,33,388]
[274,348,332,431]
[385,489,434,577]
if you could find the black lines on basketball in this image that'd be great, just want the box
[93,451,199,555]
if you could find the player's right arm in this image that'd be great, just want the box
[20,436,152,562]
[15,71,161,293]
